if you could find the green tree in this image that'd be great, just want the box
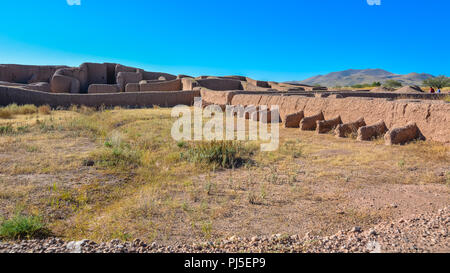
[383,80,402,88]
[423,75,450,89]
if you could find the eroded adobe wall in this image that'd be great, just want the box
[196,78,243,91]
[0,86,196,108]
[0,64,67,84]
[230,94,450,143]
[200,89,237,106]
[83,63,108,86]
[140,79,182,91]
[142,71,177,81]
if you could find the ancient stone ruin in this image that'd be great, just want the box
[384,122,425,145]
[1,62,449,145]
[0,63,318,94]
[357,120,389,141]
[335,118,366,138]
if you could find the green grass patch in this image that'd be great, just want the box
[182,141,254,169]
[0,124,14,135]
[0,213,49,240]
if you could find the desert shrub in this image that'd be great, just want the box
[93,146,142,169]
[0,104,40,117]
[4,104,38,115]
[0,124,14,135]
[18,104,38,114]
[0,213,49,239]
[351,82,381,89]
[182,141,252,169]
[39,122,55,133]
[383,80,402,89]
[92,132,141,169]
[1,103,40,118]
[17,125,30,134]
[443,95,450,103]
[69,105,96,115]
[423,75,450,89]
[38,105,51,115]
[0,109,13,119]
[69,105,78,112]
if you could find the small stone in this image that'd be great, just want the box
[352,226,362,233]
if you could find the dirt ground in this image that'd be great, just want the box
[0,107,448,245]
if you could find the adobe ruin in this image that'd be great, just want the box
[0,62,449,145]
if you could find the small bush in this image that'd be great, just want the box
[183,141,251,169]
[383,80,402,89]
[0,104,40,118]
[0,124,14,135]
[176,140,187,148]
[38,105,51,115]
[351,82,381,89]
[18,104,38,115]
[69,105,95,115]
[5,104,38,115]
[0,109,13,119]
[94,131,142,169]
[93,145,141,169]
[0,213,49,240]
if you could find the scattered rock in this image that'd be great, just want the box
[0,208,448,253]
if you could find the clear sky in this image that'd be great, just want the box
[0,0,448,82]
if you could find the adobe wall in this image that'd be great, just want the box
[142,71,177,81]
[117,72,143,92]
[284,91,446,100]
[106,63,118,84]
[267,82,305,91]
[51,66,88,93]
[245,77,270,88]
[230,94,450,143]
[88,84,120,93]
[196,78,243,91]
[181,78,199,90]
[140,79,182,91]
[0,64,67,84]
[0,81,51,92]
[241,81,276,91]
[115,64,140,77]
[200,89,237,106]
[83,62,108,86]
[0,86,196,108]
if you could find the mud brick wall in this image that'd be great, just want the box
[229,94,450,143]
[0,86,197,108]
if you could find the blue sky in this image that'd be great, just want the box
[0,0,448,81]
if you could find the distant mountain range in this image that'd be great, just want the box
[288,69,435,87]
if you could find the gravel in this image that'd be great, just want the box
[0,207,448,253]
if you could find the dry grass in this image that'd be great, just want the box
[0,105,448,244]
[38,105,51,115]
[1,104,38,115]
[0,103,52,121]
[0,110,13,119]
